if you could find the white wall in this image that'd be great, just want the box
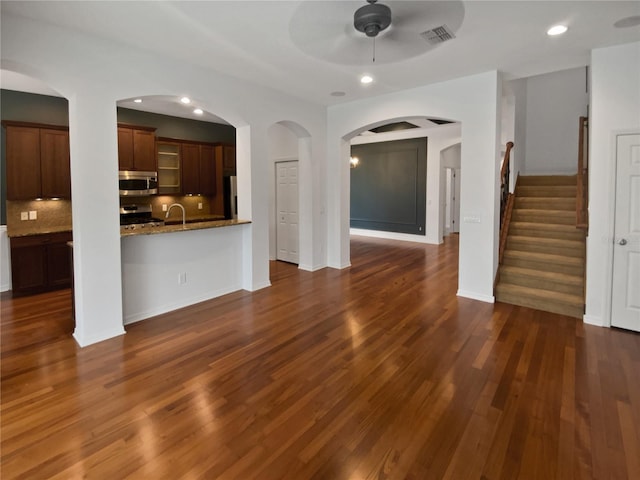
[1,12,327,345]
[327,71,502,302]
[0,227,11,292]
[509,78,527,189]
[523,67,588,175]
[585,41,640,327]
[349,123,461,245]
[121,226,247,324]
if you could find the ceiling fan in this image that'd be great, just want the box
[289,1,465,66]
[353,0,392,38]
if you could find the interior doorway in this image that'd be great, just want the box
[444,167,461,235]
[611,133,640,332]
[275,160,299,264]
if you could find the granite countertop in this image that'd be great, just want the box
[7,225,73,238]
[164,214,225,225]
[120,219,251,237]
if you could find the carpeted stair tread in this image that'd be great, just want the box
[518,175,578,186]
[496,283,584,318]
[499,265,584,296]
[514,197,576,211]
[502,250,584,276]
[511,209,575,225]
[503,250,583,266]
[506,235,585,257]
[516,185,577,197]
[509,222,585,240]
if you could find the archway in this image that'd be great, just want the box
[1,68,74,341]
[267,120,312,273]
[342,116,462,254]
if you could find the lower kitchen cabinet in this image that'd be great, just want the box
[10,232,73,296]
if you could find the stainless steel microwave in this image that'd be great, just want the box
[119,171,158,196]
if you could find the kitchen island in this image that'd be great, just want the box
[121,219,251,325]
[120,218,250,237]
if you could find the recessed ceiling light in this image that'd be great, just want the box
[193,108,203,115]
[360,75,373,84]
[133,98,142,103]
[180,96,191,104]
[547,25,568,36]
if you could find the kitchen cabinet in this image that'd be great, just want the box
[10,231,73,296]
[181,142,216,195]
[4,122,71,200]
[216,144,236,176]
[117,124,157,172]
[157,142,181,194]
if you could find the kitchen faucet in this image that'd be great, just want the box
[166,203,186,225]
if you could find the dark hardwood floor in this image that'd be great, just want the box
[1,235,639,479]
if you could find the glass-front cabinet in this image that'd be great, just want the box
[157,142,181,194]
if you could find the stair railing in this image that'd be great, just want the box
[576,117,589,230]
[500,142,514,227]
[498,141,515,267]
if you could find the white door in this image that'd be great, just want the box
[611,133,640,332]
[276,161,299,264]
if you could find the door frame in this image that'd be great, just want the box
[595,129,640,328]
[274,159,300,264]
[609,131,640,329]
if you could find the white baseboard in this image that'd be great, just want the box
[299,263,326,272]
[583,314,607,327]
[456,290,495,303]
[351,228,436,244]
[73,327,126,348]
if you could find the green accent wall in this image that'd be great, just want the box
[1,89,235,225]
[350,137,427,235]
[116,107,235,144]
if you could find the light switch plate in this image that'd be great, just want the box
[198,202,203,210]
[162,204,168,212]
[28,211,37,220]
[21,212,28,221]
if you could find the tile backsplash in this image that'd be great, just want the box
[6,200,72,236]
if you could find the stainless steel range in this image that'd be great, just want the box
[120,205,165,231]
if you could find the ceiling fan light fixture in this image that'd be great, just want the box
[354,0,392,38]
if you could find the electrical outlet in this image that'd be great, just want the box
[29,211,37,220]
[198,202,203,210]
[21,212,28,221]
[162,204,168,212]
[178,272,187,285]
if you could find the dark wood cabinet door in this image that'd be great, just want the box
[117,127,134,170]
[217,144,236,176]
[133,129,156,172]
[6,126,42,200]
[10,242,47,294]
[200,144,216,196]
[40,129,71,198]
[181,143,200,194]
[47,241,72,288]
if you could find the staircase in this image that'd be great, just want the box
[495,175,586,318]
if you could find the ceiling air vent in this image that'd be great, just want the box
[420,25,455,45]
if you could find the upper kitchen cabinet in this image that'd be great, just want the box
[181,142,216,196]
[3,121,71,200]
[156,141,182,195]
[216,144,236,176]
[117,124,157,172]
